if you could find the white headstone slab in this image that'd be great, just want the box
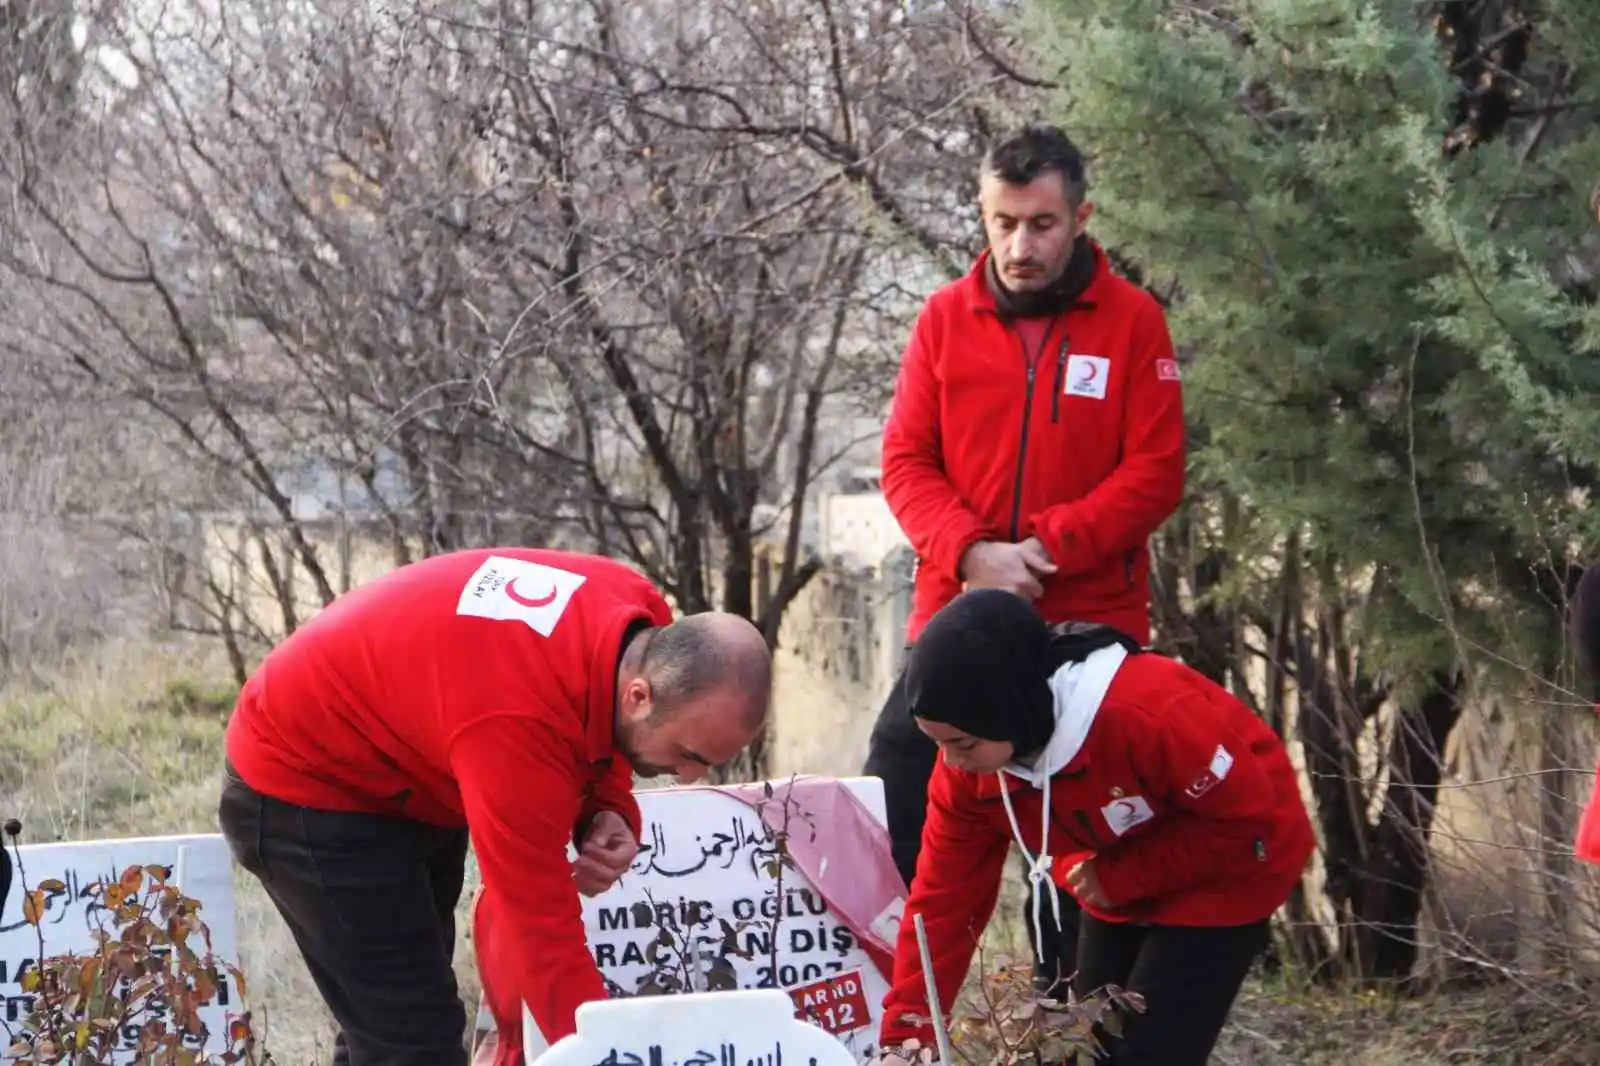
[534,989,859,1066]
[0,833,241,1063]
[504,777,896,1061]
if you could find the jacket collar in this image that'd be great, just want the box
[967,746,1093,800]
[961,238,1113,315]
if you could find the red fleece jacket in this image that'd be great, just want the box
[878,653,1315,1048]
[881,244,1186,644]
[225,548,673,1057]
[1576,722,1600,865]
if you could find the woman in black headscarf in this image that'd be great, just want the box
[874,589,1314,1066]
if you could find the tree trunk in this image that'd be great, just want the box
[1350,670,1463,986]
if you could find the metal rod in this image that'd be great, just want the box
[913,912,955,1065]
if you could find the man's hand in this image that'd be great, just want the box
[1063,858,1112,909]
[572,810,638,897]
[959,539,1058,599]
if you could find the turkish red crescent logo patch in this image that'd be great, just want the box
[456,556,587,636]
[505,578,558,609]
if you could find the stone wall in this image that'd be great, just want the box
[766,546,914,779]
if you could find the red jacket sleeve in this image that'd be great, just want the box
[451,712,606,1046]
[1088,688,1287,907]
[1027,298,1185,576]
[577,755,642,842]
[879,762,1010,1048]
[880,305,1001,581]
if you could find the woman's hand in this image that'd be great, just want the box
[1064,858,1113,909]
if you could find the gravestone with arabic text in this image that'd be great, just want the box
[479,777,899,1062]
[534,989,857,1066]
[0,834,241,1063]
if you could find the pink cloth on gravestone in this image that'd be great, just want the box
[704,775,906,980]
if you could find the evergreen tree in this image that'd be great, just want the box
[1023,0,1600,981]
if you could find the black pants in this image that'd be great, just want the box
[861,662,1080,990]
[218,767,471,1066]
[1071,914,1268,1065]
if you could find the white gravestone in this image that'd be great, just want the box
[504,777,898,1062]
[534,989,858,1066]
[0,833,242,1063]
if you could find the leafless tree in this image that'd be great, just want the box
[0,0,1029,711]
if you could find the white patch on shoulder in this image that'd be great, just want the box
[456,555,587,637]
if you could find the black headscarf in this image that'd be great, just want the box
[903,588,1142,760]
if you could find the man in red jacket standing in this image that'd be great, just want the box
[218,547,772,1066]
[864,123,1186,990]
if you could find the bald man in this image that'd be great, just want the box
[217,548,771,1066]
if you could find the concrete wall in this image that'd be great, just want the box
[818,491,907,570]
[766,546,914,780]
[189,517,413,645]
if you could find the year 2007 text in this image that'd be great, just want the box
[756,960,846,988]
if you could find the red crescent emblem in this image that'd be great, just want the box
[1076,361,1100,385]
[505,578,558,609]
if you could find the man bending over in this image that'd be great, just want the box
[218,548,772,1066]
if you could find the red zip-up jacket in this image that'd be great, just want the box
[225,548,673,1058]
[878,650,1314,1047]
[1576,727,1600,864]
[881,244,1185,644]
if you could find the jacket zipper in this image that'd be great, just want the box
[1008,355,1037,541]
[1050,337,1070,423]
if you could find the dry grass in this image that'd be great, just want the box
[5,639,1598,1065]
[0,638,484,1065]
[1214,976,1600,1066]
[963,858,1600,1066]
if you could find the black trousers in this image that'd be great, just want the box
[861,662,1080,990]
[1071,914,1269,1065]
[218,767,472,1066]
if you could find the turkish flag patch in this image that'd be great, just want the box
[1184,744,1235,799]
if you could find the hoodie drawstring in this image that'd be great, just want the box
[999,770,1062,967]
[989,644,1130,971]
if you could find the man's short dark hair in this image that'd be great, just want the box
[639,617,772,725]
[981,124,1089,206]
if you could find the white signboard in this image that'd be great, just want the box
[535,989,858,1066]
[0,834,241,1062]
[493,777,898,1062]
